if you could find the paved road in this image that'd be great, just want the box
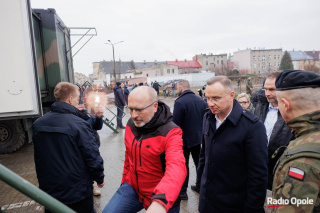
[0,96,271,213]
[0,97,200,213]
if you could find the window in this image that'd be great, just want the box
[254,64,256,68]
[206,61,208,65]
[262,55,265,60]
[221,60,223,64]
[253,56,256,61]
[172,69,174,73]
[274,55,276,59]
[214,57,216,61]
[262,61,265,65]
[258,63,260,68]
[278,62,280,66]
[269,55,271,59]
[262,66,265,71]
[269,63,271,67]
[217,60,219,64]
[274,62,277,66]
[258,56,260,61]
[167,69,170,74]
[278,55,280,59]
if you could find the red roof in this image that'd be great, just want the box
[167,60,202,68]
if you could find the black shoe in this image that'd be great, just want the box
[180,193,188,200]
[191,184,200,193]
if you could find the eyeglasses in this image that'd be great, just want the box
[206,92,231,103]
[239,101,249,105]
[128,101,157,113]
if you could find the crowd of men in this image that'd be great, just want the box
[32,69,320,213]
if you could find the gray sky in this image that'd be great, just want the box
[31,0,320,76]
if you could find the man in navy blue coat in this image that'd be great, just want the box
[113,82,126,129]
[33,82,105,213]
[197,76,268,213]
[173,80,207,200]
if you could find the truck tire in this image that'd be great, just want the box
[0,120,26,154]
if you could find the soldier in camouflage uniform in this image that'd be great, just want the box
[246,76,253,96]
[271,70,320,213]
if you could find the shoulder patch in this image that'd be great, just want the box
[242,110,259,123]
[288,167,305,181]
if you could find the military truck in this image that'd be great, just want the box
[0,0,74,154]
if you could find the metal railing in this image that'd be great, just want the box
[0,164,76,213]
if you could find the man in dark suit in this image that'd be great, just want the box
[254,72,295,190]
[198,76,268,213]
[173,80,207,200]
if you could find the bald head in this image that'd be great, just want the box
[129,86,157,103]
[128,86,158,127]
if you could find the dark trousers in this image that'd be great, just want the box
[117,106,124,127]
[181,144,201,194]
[45,196,93,213]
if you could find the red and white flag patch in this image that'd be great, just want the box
[288,167,305,180]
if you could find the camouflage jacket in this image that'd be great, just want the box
[271,110,320,213]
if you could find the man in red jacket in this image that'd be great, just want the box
[103,86,186,213]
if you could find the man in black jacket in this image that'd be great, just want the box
[113,82,126,129]
[33,82,105,213]
[173,80,207,200]
[198,76,268,213]
[152,81,160,95]
[254,72,295,190]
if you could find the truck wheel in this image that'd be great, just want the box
[0,120,26,154]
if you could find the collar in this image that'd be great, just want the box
[268,103,278,110]
[215,107,233,123]
[176,90,194,101]
[287,110,320,137]
[208,99,243,127]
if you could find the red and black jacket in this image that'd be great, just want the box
[121,101,186,211]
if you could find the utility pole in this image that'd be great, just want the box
[105,40,123,82]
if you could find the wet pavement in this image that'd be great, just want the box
[0,96,271,213]
[0,97,200,213]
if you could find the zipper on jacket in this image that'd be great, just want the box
[134,140,140,192]
[138,137,143,167]
[139,142,142,166]
[131,137,136,160]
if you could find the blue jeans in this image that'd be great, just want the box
[103,182,180,213]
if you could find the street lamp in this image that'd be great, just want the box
[105,40,124,82]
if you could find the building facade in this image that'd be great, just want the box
[74,72,90,85]
[288,50,315,70]
[232,48,282,74]
[193,53,228,72]
[167,59,202,74]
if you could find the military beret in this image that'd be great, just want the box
[275,70,320,91]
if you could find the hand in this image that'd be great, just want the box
[97,180,105,188]
[95,105,104,117]
[146,201,166,213]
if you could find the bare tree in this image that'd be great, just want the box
[304,64,320,75]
